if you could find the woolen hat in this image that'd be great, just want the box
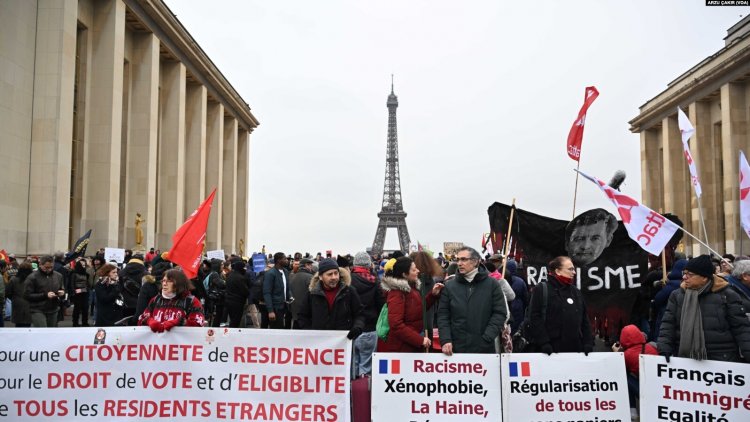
[318,258,339,275]
[353,252,372,267]
[684,255,714,278]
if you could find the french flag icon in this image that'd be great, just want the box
[508,361,530,377]
[379,359,401,374]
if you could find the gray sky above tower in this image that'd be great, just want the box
[165,0,747,256]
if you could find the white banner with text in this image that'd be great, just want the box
[501,352,630,422]
[639,355,750,422]
[371,352,502,421]
[0,327,351,421]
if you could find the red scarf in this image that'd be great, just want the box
[555,273,574,286]
[352,267,375,282]
[323,285,340,310]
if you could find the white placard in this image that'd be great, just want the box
[104,247,126,263]
[371,353,502,421]
[501,353,630,422]
[640,355,750,421]
[0,328,351,421]
[206,249,225,261]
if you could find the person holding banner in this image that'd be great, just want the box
[138,269,205,332]
[658,255,750,362]
[528,256,594,355]
[437,247,507,355]
[377,256,442,353]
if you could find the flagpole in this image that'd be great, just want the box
[572,162,581,219]
[695,196,710,251]
[677,226,723,260]
[501,198,516,278]
[659,208,667,284]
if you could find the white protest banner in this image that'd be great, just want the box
[501,353,630,422]
[103,247,126,263]
[206,249,225,261]
[371,352,501,421]
[639,355,750,421]
[0,327,351,421]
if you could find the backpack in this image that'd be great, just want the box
[376,303,390,341]
[512,281,548,353]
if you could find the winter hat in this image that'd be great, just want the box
[684,255,714,278]
[383,258,397,274]
[392,257,413,279]
[506,259,518,275]
[318,258,339,275]
[353,252,372,267]
[336,255,351,268]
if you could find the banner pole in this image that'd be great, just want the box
[572,162,581,219]
[659,208,668,284]
[501,198,516,278]
[678,226,724,261]
[695,196,710,253]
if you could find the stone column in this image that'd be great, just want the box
[123,32,159,250]
[691,101,723,254]
[640,128,662,211]
[222,117,238,253]
[205,102,223,250]
[79,0,125,253]
[184,83,207,216]
[155,60,186,249]
[721,83,747,254]
[661,114,694,253]
[236,129,249,254]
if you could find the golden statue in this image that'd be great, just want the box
[135,213,145,247]
[239,238,245,256]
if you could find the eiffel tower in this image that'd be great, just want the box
[371,77,411,255]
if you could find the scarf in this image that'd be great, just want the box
[323,284,340,310]
[463,268,479,283]
[352,267,375,282]
[555,273,574,286]
[162,291,177,300]
[678,278,711,360]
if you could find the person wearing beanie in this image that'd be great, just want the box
[658,254,750,362]
[437,247,508,355]
[118,255,146,325]
[297,258,365,342]
[378,256,443,354]
[224,259,250,328]
[263,252,293,329]
[350,252,384,377]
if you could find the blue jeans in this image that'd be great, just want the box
[352,331,377,378]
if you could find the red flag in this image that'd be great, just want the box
[566,86,599,161]
[168,188,216,279]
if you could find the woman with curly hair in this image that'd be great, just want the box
[138,269,205,332]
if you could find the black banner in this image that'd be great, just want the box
[488,202,649,340]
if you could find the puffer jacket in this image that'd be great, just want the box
[620,324,657,375]
[437,267,507,353]
[24,269,64,313]
[377,276,437,353]
[651,259,687,339]
[658,275,750,362]
[297,268,364,331]
[119,259,146,309]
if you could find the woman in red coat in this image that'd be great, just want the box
[377,257,443,353]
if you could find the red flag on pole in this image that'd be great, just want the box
[168,188,217,279]
[566,86,599,161]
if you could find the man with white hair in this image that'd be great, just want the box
[727,259,750,314]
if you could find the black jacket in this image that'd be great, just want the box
[298,268,364,331]
[263,267,292,311]
[658,276,750,362]
[350,268,384,332]
[95,280,122,326]
[437,267,508,353]
[225,270,250,306]
[528,276,594,353]
[24,270,65,313]
[119,260,146,309]
[136,279,160,319]
[7,268,33,324]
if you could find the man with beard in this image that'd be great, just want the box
[24,255,65,327]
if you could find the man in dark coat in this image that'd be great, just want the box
[437,247,507,354]
[297,259,364,339]
[24,256,65,327]
[658,255,750,362]
[289,258,314,328]
[224,260,250,328]
[263,252,292,329]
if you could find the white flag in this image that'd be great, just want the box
[577,170,680,256]
[677,107,703,198]
[739,151,750,240]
